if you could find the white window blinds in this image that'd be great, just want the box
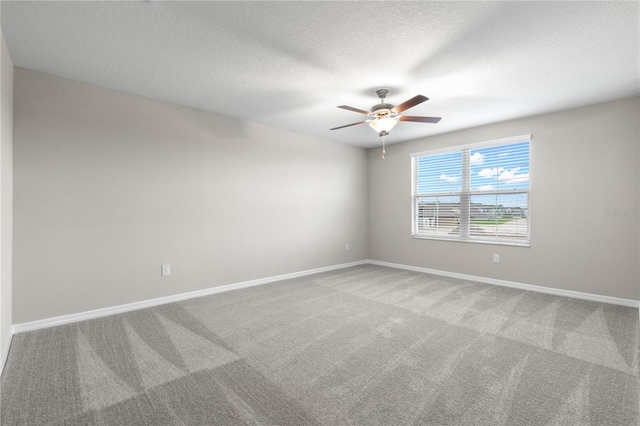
[411,135,530,246]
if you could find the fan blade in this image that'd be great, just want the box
[392,95,429,114]
[399,115,441,123]
[330,121,366,130]
[338,105,370,115]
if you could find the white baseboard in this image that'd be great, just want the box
[366,259,640,309]
[12,260,368,335]
[0,330,13,377]
[10,258,639,336]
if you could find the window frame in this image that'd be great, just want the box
[411,134,531,247]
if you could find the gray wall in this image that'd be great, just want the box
[1,29,13,351]
[11,67,639,325]
[13,68,369,324]
[369,97,640,300]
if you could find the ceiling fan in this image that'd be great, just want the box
[330,89,441,159]
[330,88,441,134]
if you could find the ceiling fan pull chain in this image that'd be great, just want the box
[382,134,386,160]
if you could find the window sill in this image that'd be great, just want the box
[411,234,531,248]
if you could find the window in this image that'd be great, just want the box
[411,134,530,246]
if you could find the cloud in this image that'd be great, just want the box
[478,167,529,184]
[477,185,496,191]
[498,167,529,183]
[470,152,484,165]
[478,167,504,178]
[440,174,459,183]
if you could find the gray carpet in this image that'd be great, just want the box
[1,264,638,425]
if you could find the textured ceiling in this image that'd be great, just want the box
[1,1,639,148]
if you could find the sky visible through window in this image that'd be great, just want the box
[416,141,530,210]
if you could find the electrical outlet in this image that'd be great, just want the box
[161,264,170,276]
[493,254,500,264]
[345,243,350,251]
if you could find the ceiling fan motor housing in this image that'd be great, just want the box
[370,103,395,116]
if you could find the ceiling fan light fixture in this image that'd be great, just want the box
[369,116,398,135]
